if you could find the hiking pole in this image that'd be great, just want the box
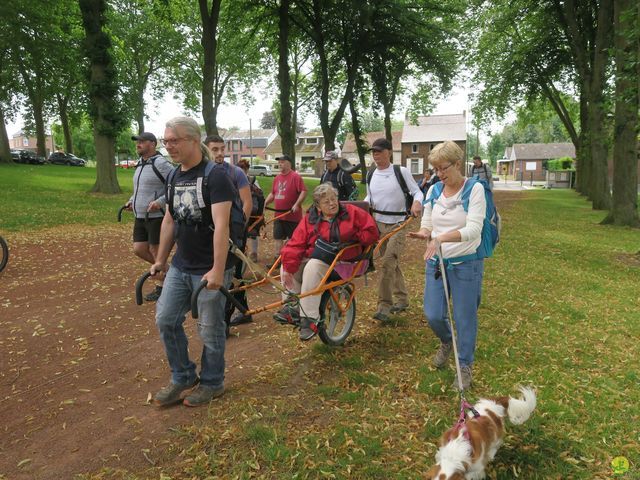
[437,244,466,394]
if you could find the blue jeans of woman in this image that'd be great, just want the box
[156,266,233,388]
[423,258,484,367]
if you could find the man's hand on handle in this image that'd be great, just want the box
[203,268,224,290]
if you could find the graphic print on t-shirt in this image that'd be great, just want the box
[275,180,287,200]
[173,183,202,223]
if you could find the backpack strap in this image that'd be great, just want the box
[166,166,180,216]
[149,154,167,184]
[366,165,411,216]
[196,161,215,209]
[392,164,410,200]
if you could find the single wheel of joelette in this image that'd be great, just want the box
[317,284,356,346]
[0,236,8,273]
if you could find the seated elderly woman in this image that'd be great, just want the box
[274,183,379,341]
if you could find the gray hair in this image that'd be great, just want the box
[313,183,338,205]
[165,116,210,160]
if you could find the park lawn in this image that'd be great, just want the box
[74,189,635,479]
[0,164,330,232]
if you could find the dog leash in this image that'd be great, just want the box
[437,245,480,424]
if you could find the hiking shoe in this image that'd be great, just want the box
[452,365,473,391]
[153,379,198,407]
[229,310,253,326]
[372,307,391,322]
[390,302,409,314]
[144,286,163,302]
[183,384,224,407]
[273,305,300,325]
[432,342,453,368]
[299,317,317,341]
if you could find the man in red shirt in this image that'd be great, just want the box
[264,154,307,263]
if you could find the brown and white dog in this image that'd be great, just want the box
[426,387,537,480]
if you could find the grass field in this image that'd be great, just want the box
[2,164,639,479]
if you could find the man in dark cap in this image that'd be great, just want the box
[364,137,423,322]
[126,132,173,301]
[264,154,307,265]
[319,150,357,201]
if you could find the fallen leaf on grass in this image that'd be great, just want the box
[17,458,32,468]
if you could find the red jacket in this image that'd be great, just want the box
[281,203,379,273]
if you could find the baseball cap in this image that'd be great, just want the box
[323,151,339,161]
[276,154,292,162]
[131,132,157,144]
[369,137,392,151]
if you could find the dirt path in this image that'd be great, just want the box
[0,225,303,479]
[0,192,521,479]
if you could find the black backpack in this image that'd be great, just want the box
[321,168,357,201]
[136,153,167,184]
[365,164,413,216]
[249,176,265,217]
[166,161,246,265]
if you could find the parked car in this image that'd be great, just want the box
[118,159,137,169]
[48,152,86,166]
[247,164,274,176]
[12,149,46,165]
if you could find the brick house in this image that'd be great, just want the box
[263,131,325,172]
[9,130,55,156]
[223,129,276,165]
[400,113,467,179]
[503,143,576,182]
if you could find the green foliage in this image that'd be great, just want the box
[547,156,574,170]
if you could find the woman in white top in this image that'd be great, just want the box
[409,141,486,391]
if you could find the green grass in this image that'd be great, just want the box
[4,166,639,478]
[0,164,336,232]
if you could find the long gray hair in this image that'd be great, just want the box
[165,116,211,160]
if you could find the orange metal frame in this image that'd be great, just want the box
[230,216,414,318]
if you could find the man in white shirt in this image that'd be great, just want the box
[364,138,423,322]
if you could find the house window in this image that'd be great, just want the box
[410,158,423,175]
[23,137,29,147]
[412,144,418,153]
[305,137,318,144]
[232,140,241,151]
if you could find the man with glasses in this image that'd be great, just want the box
[150,117,235,407]
[125,132,173,301]
[364,137,423,322]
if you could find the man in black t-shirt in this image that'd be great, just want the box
[320,150,356,201]
[149,116,235,408]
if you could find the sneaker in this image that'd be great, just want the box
[299,317,317,341]
[153,379,198,407]
[273,305,300,325]
[372,307,391,322]
[183,384,225,407]
[229,310,253,326]
[144,285,163,302]
[249,252,258,263]
[432,342,453,368]
[452,365,473,391]
[390,302,409,314]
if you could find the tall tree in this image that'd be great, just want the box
[79,0,124,193]
[110,0,181,133]
[199,0,223,135]
[602,0,639,226]
[277,0,296,163]
[552,0,614,210]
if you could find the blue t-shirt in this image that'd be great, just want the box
[169,161,235,275]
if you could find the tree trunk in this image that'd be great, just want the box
[0,106,11,163]
[348,96,367,182]
[32,98,47,157]
[136,87,145,134]
[277,0,296,168]
[57,93,73,154]
[575,92,590,195]
[602,0,639,226]
[79,0,121,194]
[199,0,222,136]
[587,91,611,210]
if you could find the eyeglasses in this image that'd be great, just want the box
[160,137,188,147]
[434,262,442,280]
[433,163,454,174]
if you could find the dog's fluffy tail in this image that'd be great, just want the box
[507,386,537,425]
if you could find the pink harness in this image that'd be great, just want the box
[453,397,480,440]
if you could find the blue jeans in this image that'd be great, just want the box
[155,266,233,388]
[423,259,484,367]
